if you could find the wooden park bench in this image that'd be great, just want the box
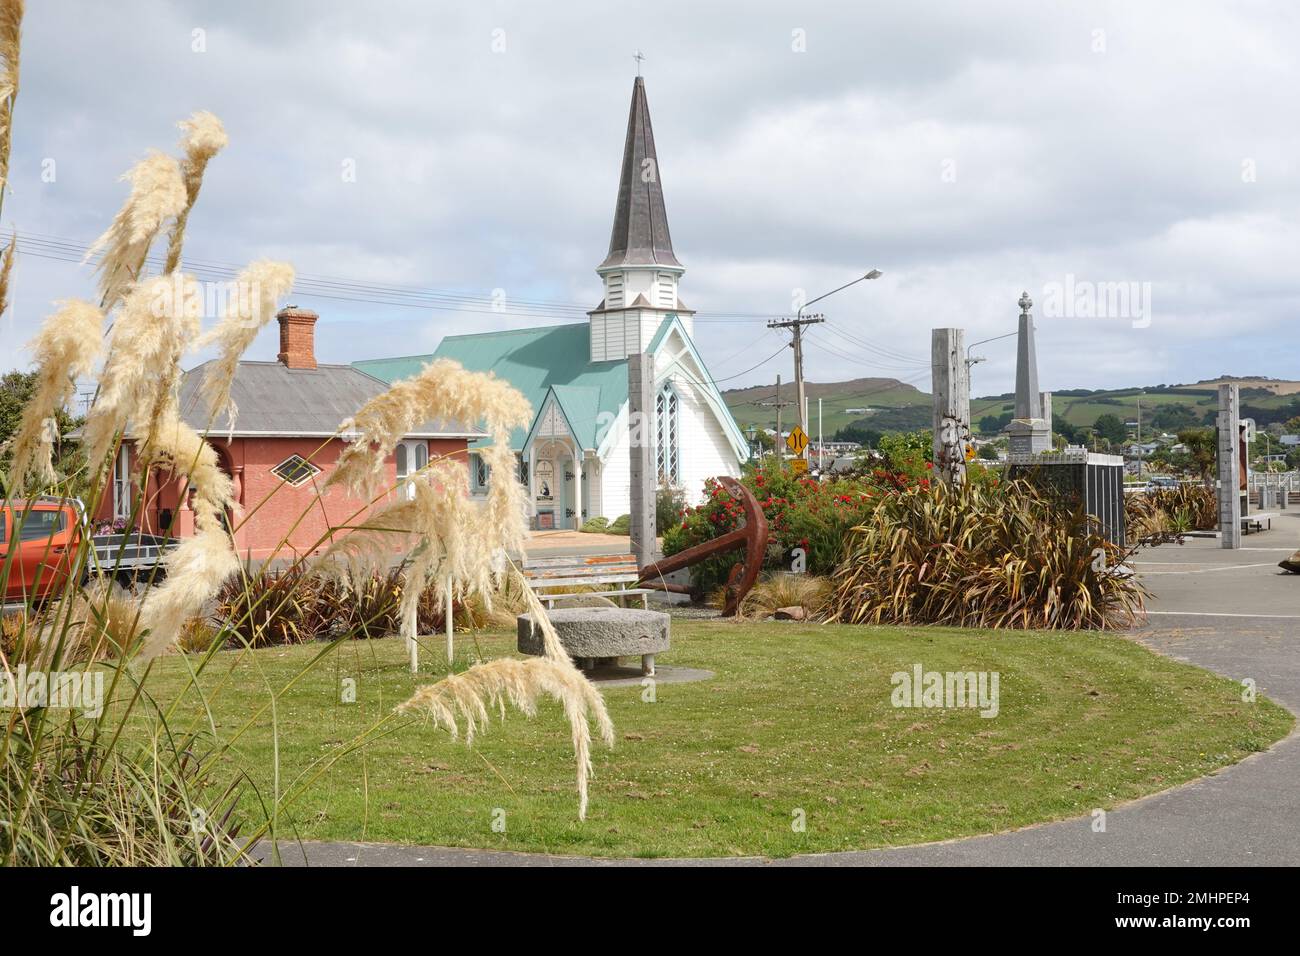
[520,553,653,609]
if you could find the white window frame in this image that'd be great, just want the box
[113,445,132,520]
[656,383,681,485]
[396,440,428,499]
[468,451,490,494]
[270,453,321,488]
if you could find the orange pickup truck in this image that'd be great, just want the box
[1,498,177,605]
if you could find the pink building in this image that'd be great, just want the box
[96,306,483,561]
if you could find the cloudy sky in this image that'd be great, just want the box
[4,0,1298,400]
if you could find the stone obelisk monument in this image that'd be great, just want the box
[1005,291,1053,455]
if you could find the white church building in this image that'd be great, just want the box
[355,76,748,530]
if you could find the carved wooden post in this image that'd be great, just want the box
[628,352,659,567]
[1218,383,1241,549]
[931,327,969,487]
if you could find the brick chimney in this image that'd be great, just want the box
[276,305,318,370]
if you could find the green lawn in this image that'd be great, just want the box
[139,620,1292,859]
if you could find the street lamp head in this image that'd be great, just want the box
[864,269,883,280]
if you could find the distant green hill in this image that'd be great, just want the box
[724,376,1300,440]
[723,378,931,437]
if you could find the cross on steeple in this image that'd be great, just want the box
[633,50,645,76]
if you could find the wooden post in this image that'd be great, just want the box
[628,352,659,567]
[445,577,454,662]
[931,327,969,487]
[1218,383,1241,549]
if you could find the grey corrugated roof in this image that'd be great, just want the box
[177,361,484,438]
[599,76,681,271]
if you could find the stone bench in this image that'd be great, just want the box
[1243,512,1277,534]
[518,606,670,676]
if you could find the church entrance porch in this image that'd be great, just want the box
[528,439,588,531]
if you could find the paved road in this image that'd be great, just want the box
[260,528,1300,866]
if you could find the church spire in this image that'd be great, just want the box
[600,76,681,270]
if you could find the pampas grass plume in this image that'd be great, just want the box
[2,299,103,491]
[398,656,615,819]
[136,414,237,659]
[329,358,531,500]
[82,273,201,469]
[0,230,14,319]
[86,151,186,311]
[163,111,228,273]
[0,0,22,213]
[195,259,294,435]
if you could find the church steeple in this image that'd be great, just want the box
[600,76,681,270]
[589,74,692,362]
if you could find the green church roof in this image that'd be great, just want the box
[353,323,628,450]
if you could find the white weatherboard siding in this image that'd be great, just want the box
[584,454,603,520]
[588,383,733,517]
[590,306,688,362]
[671,373,741,504]
[599,414,632,519]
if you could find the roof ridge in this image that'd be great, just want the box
[442,321,589,342]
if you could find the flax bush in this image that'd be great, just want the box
[1125,483,1217,543]
[826,478,1146,630]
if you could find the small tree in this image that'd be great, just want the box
[1094,413,1127,446]
[1177,427,1217,483]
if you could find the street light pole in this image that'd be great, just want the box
[770,269,882,462]
[1136,392,1143,481]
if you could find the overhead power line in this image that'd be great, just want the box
[821,322,926,364]
[9,229,798,323]
[803,330,930,373]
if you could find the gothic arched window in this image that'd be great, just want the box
[655,383,680,485]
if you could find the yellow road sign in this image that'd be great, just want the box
[789,457,808,475]
[786,425,809,456]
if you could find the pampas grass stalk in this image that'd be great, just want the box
[0,230,14,320]
[136,413,238,659]
[324,358,532,652]
[398,656,614,819]
[163,111,228,274]
[81,273,200,469]
[326,357,615,817]
[194,259,294,435]
[0,0,22,223]
[2,299,102,492]
[329,357,531,499]
[86,151,187,311]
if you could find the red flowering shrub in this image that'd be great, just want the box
[662,448,1007,596]
[663,462,886,592]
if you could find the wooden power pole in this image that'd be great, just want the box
[767,314,824,460]
[758,374,795,463]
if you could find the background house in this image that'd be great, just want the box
[96,305,483,561]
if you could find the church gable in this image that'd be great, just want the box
[647,316,750,462]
